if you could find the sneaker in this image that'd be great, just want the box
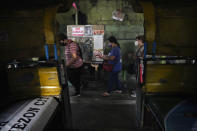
[113,90,122,93]
[130,92,136,97]
[101,92,110,96]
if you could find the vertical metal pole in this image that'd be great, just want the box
[60,60,73,130]
[54,43,58,61]
[44,44,49,60]
[144,42,147,59]
[140,93,145,129]
[75,8,78,25]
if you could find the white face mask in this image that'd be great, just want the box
[134,41,138,46]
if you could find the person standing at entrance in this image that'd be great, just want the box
[135,35,145,80]
[59,33,83,96]
[135,35,144,59]
[131,35,145,97]
[100,36,122,96]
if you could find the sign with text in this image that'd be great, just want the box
[72,26,84,36]
[93,35,103,62]
[93,25,104,35]
[67,25,104,63]
[0,97,58,131]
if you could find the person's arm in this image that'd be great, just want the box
[140,50,144,58]
[102,55,115,61]
[99,49,116,61]
[66,53,77,67]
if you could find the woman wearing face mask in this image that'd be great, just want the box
[133,35,145,76]
[131,35,145,97]
[135,35,144,58]
[100,36,122,96]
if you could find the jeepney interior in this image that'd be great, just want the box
[136,58,197,130]
[0,0,197,131]
[135,1,197,130]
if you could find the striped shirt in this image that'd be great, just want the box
[65,41,83,68]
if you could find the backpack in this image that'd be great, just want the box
[77,44,83,60]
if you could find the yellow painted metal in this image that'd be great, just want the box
[154,4,197,56]
[0,9,45,61]
[39,67,60,86]
[7,68,40,96]
[140,2,156,44]
[44,6,58,44]
[38,67,61,95]
[140,2,197,56]
[7,67,61,97]
[143,64,197,94]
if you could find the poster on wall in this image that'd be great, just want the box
[67,25,104,37]
[93,35,103,62]
[84,25,93,36]
[93,25,104,35]
[72,26,84,36]
[67,25,84,37]
[67,25,104,63]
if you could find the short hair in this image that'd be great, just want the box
[136,35,144,43]
[108,36,118,44]
[58,33,67,40]
[108,36,121,48]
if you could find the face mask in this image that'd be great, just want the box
[134,41,138,46]
[108,43,112,47]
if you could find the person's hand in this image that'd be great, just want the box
[98,54,104,59]
[94,50,103,58]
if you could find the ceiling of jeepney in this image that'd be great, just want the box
[0,0,73,12]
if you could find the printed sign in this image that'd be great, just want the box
[84,25,93,36]
[1,97,58,131]
[72,26,84,36]
[93,30,104,35]
[93,35,103,62]
[67,25,104,63]
[93,25,104,35]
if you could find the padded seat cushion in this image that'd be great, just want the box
[146,95,185,127]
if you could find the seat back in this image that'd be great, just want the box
[143,63,197,94]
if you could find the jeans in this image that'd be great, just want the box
[107,71,121,93]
